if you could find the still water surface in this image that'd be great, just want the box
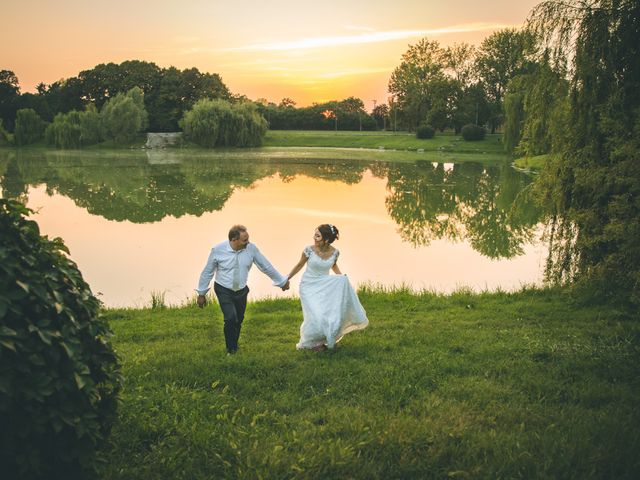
[0,150,547,307]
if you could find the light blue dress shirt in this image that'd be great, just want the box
[197,241,287,294]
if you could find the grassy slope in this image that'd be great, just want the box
[101,287,640,479]
[513,154,552,171]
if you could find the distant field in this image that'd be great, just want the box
[1,130,510,163]
[264,129,505,154]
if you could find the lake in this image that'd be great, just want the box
[0,149,547,307]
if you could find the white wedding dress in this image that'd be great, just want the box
[296,246,368,349]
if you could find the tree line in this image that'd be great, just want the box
[0,27,545,143]
[0,61,230,132]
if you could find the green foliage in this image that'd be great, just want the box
[45,106,103,149]
[416,124,435,139]
[259,97,377,131]
[0,70,20,132]
[78,104,102,145]
[388,39,494,132]
[388,39,448,130]
[529,0,640,305]
[0,199,122,478]
[14,108,46,146]
[181,98,267,147]
[503,61,569,156]
[45,111,82,148]
[78,61,230,131]
[101,87,148,144]
[475,29,537,132]
[503,89,525,153]
[461,124,486,141]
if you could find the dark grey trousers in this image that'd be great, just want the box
[213,282,249,353]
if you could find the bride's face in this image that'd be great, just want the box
[313,229,324,245]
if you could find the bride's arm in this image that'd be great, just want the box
[331,261,342,275]
[287,252,308,280]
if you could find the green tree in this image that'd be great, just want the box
[181,98,267,147]
[0,70,20,131]
[14,108,46,146]
[504,60,569,156]
[45,111,83,148]
[372,104,390,130]
[145,66,230,132]
[529,0,640,304]
[388,39,448,130]
[100,87,148,144]
[443,43,477,86]
[22,77,87,125]
[475,28,537,132]
[44,106,102,149]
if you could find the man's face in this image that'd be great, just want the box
[230,231,250,251]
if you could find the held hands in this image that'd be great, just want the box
[281,280,290,291]
[197,295,206,308]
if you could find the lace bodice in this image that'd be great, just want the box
[303,246,339,277]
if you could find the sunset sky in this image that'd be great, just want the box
[3,0,541,108]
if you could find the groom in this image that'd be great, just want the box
[196,225,289,354]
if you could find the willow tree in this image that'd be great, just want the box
[503,59,569,156]
[528,0,640,304]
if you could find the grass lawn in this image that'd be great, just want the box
[513,154,552,171]
[1,130,510,164]
[101,287,640,479]
[265,130,504,152]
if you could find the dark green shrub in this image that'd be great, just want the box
[0,199,122,479]
[14,108,47,146]
[181,98,267,147]
[45,111,83,148]
[416,124,435,139]
[461,124,486,141]
[45,108,102,149]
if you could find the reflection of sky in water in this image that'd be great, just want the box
[22,170,547,307]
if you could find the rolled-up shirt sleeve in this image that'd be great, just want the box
[196,248,218,295]
[252,245,288,287]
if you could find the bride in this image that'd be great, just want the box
[286,224,368,351]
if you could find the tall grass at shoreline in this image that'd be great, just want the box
[101,287,639,479]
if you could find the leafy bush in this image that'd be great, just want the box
[78,105,102,146]
[45,107,103,149]
[181,99,267,147]
[101,86,148,144]
[0,199,122,479]
[461,124,486,141]
[416,124,435,139]
[45,111,83,148]
[14,108,47,146]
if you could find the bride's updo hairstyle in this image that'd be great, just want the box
[318,224,339,244]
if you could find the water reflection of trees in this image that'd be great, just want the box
[0,151,371,223]
[0,151,540,258]
[383,161,541,258]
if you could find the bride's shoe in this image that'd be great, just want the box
[312,344,327,352]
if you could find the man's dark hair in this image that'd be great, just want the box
[228,224,248,241]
